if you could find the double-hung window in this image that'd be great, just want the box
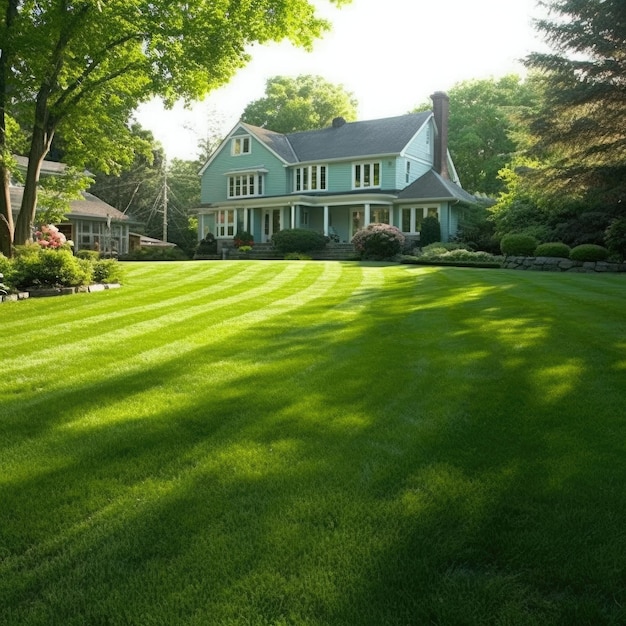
[294,165,327,192]
[353,161,380,189]
[227,172,264,198]
[231,135,251,155]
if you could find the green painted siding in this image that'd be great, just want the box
[398,119,434,189]
[201,135,289,203]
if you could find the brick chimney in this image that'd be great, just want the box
[430,91,450,179]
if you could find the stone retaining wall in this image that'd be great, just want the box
[504,256,626,273]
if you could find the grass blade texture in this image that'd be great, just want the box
[1,261,625,625]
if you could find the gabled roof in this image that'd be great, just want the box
[201,112,434,173]
[398,170,478,205]
[285,112,432,162]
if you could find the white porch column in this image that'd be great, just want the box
[364,203,371,225]
[249,209,255,237]
[323,205,329,236]
[291,204,296,229]
[233,208,238,236]
[243,208,248,232]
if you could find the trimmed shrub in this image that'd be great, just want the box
[605,218,626,261]
[124,247,188,261]
[93,259,124,284]
[284,252,312,260]
[194,234,218,257]
[351,223,406,260]
[233,231,254,247]
[534,242,571,258]
[12,248,92,289]
[500,233,538,256]
[271,229,327,253]
[77,249,101,261]
[420,216,441,247]
[570,244,609,262]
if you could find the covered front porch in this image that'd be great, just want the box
[198,193,449,245]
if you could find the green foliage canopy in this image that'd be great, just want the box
[241,74,358,132]
[524,0,626,210]
[0,0,349,255]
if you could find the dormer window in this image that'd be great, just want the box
[231,135,251,156]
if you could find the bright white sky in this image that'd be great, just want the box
[135,0,545,161]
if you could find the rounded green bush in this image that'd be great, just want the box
[534,242,571,258]
[12,248,92,289]
[271,229,327,253]
[500,233,538,256]
[351,223,406,260]
[570,244,609,262]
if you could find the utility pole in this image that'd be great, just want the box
[162,158,168,243]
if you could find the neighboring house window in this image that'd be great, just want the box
[294,165,327,191]
[215,209,236,237]
[231,136,251,155]
[401,207,438,233]
[406,161,411,183]
[353,161,380,189]
[227,173,264,198]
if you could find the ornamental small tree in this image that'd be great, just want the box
[351,223,405,260]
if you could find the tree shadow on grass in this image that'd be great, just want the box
[2,265,626,624]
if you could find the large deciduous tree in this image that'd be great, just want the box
[524,0,626,211]
[0,0,348,256]
[241,74,358,133]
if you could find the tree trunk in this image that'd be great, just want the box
[13,87,54,246]
[0,166,13,257]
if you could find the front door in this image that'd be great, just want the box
[263,209,282,242]
[350,209,365,239]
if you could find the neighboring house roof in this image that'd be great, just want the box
[13,155,67,175]
[398,170,478,205]
[130,232,176,247]
[9,185,128,221]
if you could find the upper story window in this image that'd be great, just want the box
[294,165,327,192]
[228,173,264,198]
[231,135,251,156]
[353,161,380,189]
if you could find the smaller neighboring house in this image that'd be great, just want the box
[129,232,177,251]
[9,156,131,255]
[196,91,477,249]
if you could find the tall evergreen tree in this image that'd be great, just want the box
[524,0,626,211]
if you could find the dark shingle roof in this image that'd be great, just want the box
[9,186,128,220]
[398,170,478,204]
[243,112,431,164]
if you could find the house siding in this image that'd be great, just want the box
[200,136,288,203]
[398,120,434,189]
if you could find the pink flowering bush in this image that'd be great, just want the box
[34,224,68,249]
[351,223,406,260]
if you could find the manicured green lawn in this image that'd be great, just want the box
[1,261,625,625]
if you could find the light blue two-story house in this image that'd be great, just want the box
[196,91,476,249]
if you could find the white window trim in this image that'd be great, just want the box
[231,135,251,156]
[400,206,439,234]
[352,161,381,190]
[227,173,264,198]
[293,164,327,192]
